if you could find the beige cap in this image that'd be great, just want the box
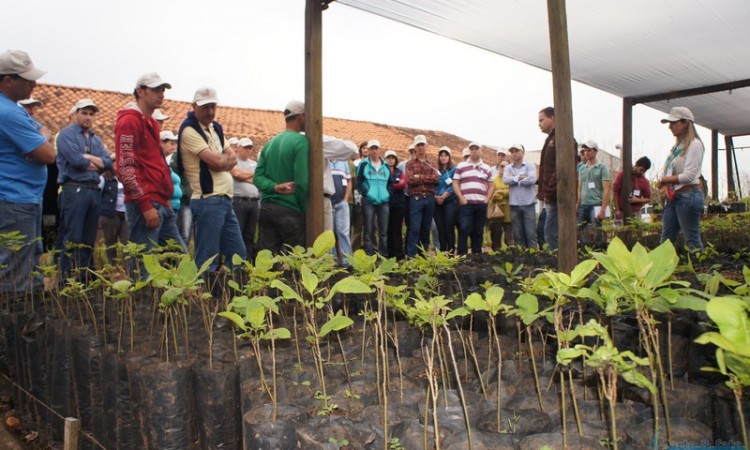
[160,130,177,141]
[73,98,99,113]
[660,106,694,123]
[239,137,254,147]
[152,108,169,121]
[135,72,171,89]
[284,99,305,119]
[18,98,42,106]
[413,134,427,146]
[0,50,45,81]
[367,139,381,149]
[193,87,219,106]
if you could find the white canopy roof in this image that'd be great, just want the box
[337,0,750,136]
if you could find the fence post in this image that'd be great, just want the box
[63,417,79,450]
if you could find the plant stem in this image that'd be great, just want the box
[526,327,545,412]
[733,386,748,450]
[442,320,472,450]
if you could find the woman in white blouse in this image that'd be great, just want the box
[657,106,704,250]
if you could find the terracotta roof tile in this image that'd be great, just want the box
[31,83,500,163]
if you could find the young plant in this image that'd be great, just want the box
[558,319,656,450]
[694,296,750,449]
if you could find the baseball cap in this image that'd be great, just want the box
[368,139,381,149]
[193,87,219,106]
[497,146,509,155]
[135,72,171,90]
[160,130,177,141]
[413,134,427,146]
[239,137,254,147]
[228,137,240,146]
[660,106,694,123]
[508,144,525,152]
[468,142,481,149]
[461,147,470,158]
[384,150,397,159]
[581,140,601,151]
[438,146,451,155]
[18,98,42,106]
[408,145,415,153]
[0,50,45,81]
[73,98,99,113]
[152,108,169,121]
[284,100,305,119]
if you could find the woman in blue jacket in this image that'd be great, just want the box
[356,140,392,256]
[434,147,457,252]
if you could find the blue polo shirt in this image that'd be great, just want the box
[0,93,48,204]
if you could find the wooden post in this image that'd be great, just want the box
[711,130,719,201]
[725,135,735,196]
[305,0,324,245]
[621,98,634,219]
[63,417,79,450]
[546,0,576,273]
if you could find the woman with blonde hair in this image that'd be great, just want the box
[657,106,704,250]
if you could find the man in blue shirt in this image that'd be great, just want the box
[0,50,56,293]
[57,98,113,276]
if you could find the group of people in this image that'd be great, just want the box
[1,48,706,293]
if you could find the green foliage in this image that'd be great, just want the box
[493,262,525,285]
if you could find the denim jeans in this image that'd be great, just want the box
[176,203,192,246]
[232,197,259,261]
[258,201,306,254]
[577,204,597,228]
[0,200,42,293]
[59,184,101,276]
[537,206,546,246]
[387,205,405,260]
[362,199,389,256]
[434,198,458,252]
[661,187,704,251]
[457,202,488,254]
[406,195,435,257]
[126,201,187,253]
[510,203,538,248]
[191,196,247,270]
[332,201,352,264]
[544,202,559,250]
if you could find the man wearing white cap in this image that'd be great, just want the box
[503,144,538,248]
[453,142,494,254]
[116,72,186,256]
[18,97,42,118]
[177,86,245,270]
[405,134,440,257]
[230,137,260,260]
[57,98,113,275]
[577,140,611,245]
[254,100,310,253]
[0,50,56,292]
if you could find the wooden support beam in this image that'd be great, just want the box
[711,130,719,201]
[305,0,324,245]
[547,0,576,273]
[63,417,79,450]
[621,98,633,219]
[725,135,735,196]
[630,78,750,105]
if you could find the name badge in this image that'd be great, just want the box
[341,179,348,186]
[588,182,596,189]
[632,189,640,196]
[445,178,453,185]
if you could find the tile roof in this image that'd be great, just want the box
[30,83,502,164]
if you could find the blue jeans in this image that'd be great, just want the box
[0,200,42,292]
[332,201,352,264]
[511,203,538,248]
[457,202,488,254]
[577,204,597,228]
[544,202,559,250]
[362,199,389,256]
[60,184,101,276]
[176,202,192,246]
[191,196,247,270]
[406,195,435,257]
[434,198,458,252]
[661,187,704,251]
[126,201,187,254]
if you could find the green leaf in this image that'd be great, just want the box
[705,296,750,355]
[161,287,185,307]
[621,369,656,393]
[271,280,302,302]
[446,307,470,320]
[246,304,266,329]
[300,264,318,296]
[312,230,336,257]
[557,348,587,365]
[319,312,354,338]
[176,255,198,283]
[644,240,678,288]
[464,293,487,312]
[570,259,597,285]
[330,276,372,296]
[218,311,247,331]
[111,279,133,293]
[269,327,291,340]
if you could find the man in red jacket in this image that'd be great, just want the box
[115,72,186,253]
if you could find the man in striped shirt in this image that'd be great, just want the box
[453,142,494,254]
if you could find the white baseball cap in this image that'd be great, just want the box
[461,147,470,157]
[497,146,509,155]
[384,150,397,159]
[468,142,481,149]
[284,99,305,119]
[367,139,381,149]
[413,134,427,146]
[73,98,99,113]
[508,144,525,152]
[152,108,169,121]
[18,98,42,106]
[227,137,240,146]
[239,137,254,147]
[160,130,177,141]
[0,50,45,81]
[581,140,601,152]
[135,72,172,90]
[660,106,694,123]
[438,146,451,154]
[193,87,219,106]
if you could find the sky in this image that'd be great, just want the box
[4,0,748,197]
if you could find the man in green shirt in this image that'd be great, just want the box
[577,140,611,244]
[254,100,309,253]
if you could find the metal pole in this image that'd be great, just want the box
[621,98,633,219]
[711,130,719,201]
